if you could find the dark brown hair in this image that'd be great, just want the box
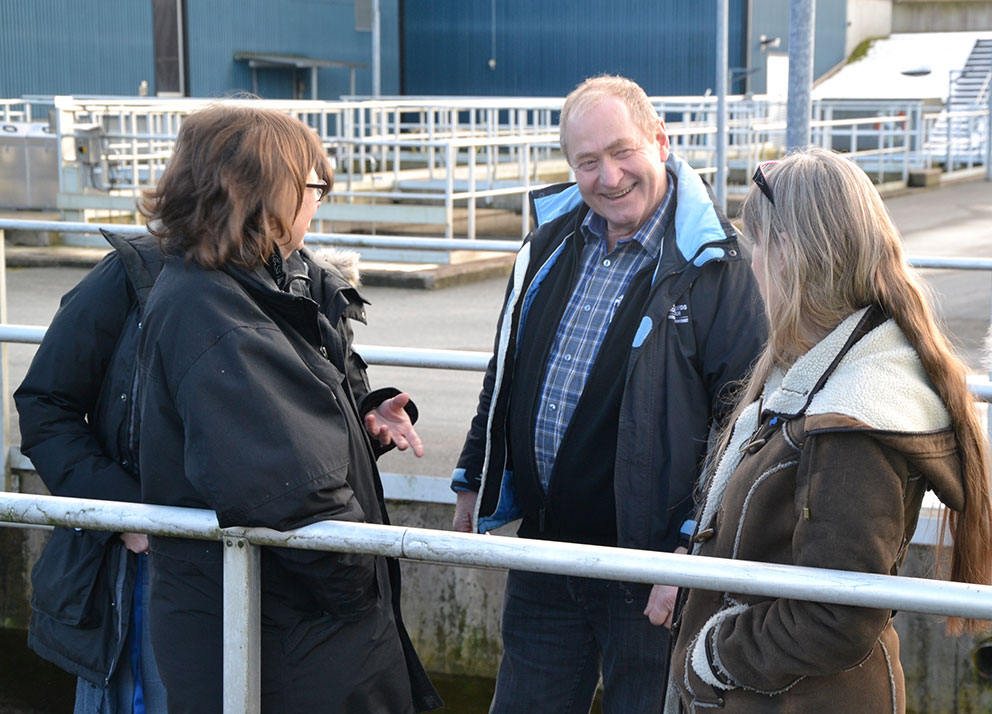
[140,103,330,269]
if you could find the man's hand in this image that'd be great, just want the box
[644,546,688,628]
[364,392,424,457]
[120,532,149,554]
[452,490,478,533]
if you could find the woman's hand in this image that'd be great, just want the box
[120,532,150,554]
[364,392,424,457]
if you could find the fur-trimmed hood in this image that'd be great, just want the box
[308,247,362,287]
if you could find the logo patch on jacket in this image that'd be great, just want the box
[668,303,689,324]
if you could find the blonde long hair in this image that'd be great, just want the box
[735,148,991,633]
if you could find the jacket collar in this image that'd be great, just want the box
[762,308,950,433]
[699,307,956,537]
[529,151,740,269]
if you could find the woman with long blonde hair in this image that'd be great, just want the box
[667,148,992,713]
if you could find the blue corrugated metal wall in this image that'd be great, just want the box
[401,0,749,97]
[0,0,155,97]
[0,0,398,99]
[186,0,399,99]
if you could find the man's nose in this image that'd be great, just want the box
[599,157,622,186]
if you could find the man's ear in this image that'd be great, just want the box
[656,119,671,162]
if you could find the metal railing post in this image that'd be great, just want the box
[468,145,477,241]
[223,536,261,714]
[986,88,991,182]
[427,111,436,180]
[946,75,955,172]
[521,144,531,239]
[715,0,729,213]
[988,273,992,446]
[444,142,454,239]
[0,228,7,486]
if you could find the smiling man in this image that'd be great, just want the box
[450,75,766,714]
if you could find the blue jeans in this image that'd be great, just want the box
[74,554,167,714]
[491,570,669,714]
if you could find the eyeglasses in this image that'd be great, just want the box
[752,161,779,206]
[306,181,328,202]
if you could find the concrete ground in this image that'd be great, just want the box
[2,177,991,483]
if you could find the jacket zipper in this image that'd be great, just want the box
[125,358,140,470]
[104,545,131,685]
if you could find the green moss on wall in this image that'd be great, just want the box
[847,36,884,65]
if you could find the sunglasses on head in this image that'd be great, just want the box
[752,161,779,205]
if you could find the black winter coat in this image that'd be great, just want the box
[137,248,441,713]
[15,231,163,685]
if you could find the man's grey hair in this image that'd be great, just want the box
[559,75,660,163]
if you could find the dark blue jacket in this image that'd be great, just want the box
[453,154,767,552]
[16,230,163,685]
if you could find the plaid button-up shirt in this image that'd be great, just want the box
[533,183,674,491]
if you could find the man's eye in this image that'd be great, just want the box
[614,148,633,159]
[578,160,598,171]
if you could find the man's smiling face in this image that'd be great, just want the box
[566,96,670,246]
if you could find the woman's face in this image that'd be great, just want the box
[284,168,324,257]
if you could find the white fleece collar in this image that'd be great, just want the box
[696,309,949,539]
[765,309,949,432]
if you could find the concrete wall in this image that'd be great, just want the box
[894,544,992,713]
[894,1,992,32]
[847,0,895,55]
[388,500,506,677]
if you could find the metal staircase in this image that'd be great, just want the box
[928,38,992,166]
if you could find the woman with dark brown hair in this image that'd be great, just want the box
[136,103,441,713]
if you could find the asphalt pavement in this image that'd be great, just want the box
[3,177,991,484]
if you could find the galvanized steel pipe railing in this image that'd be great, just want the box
[2,490,992,714]
[3,491,991,619]
[0,219,524,254]
[0,324,985,398]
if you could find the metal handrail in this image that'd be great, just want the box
[2,491,988,618]
[0,324,986,400]
[0,220,524,253]
[31,93,987,237]
[0,490,988,713]
[5,220,992,266]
